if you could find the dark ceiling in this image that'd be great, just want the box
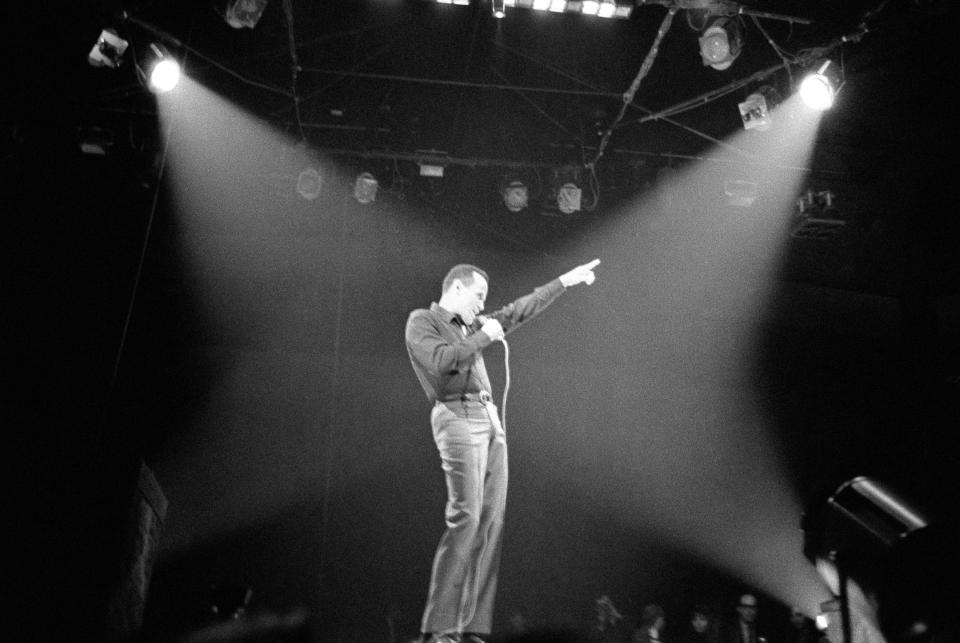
[12,0,959,298]
[34,0,948,156]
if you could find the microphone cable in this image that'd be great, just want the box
[476,315,511,430]
[499,337,510,432]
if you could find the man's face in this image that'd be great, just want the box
[452,272,487,325]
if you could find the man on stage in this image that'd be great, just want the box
[405,259,601,643]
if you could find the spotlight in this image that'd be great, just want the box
[799,60,840,111]
[221,0,269,29]
[597,1,616,18]
[502,180,528,212]
[802,476,960,643]
[296,167,323,201]
[146,43,180,93]
[699,16,742,71]
[353,172,379,204]
[88,29,129,68]
[557,182,582,214]
[492,0,506,18]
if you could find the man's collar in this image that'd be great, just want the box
[430,302,462,324]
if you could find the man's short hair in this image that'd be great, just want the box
[442,264,488,294]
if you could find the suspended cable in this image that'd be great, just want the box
[491,40,610,94]
[494,34,750,157]
[749,15,796,86]
[489,67,576,137]
[281,0,306,140]
[588,6,679,169]
[627,60,787,125]
[298,67,624,98]
[273,29,408,117]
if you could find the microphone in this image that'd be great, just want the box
[476,315,504,342]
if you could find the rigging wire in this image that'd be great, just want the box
[271,29,408,118]
[588,6,679,169]
[489,67,576,137]
[281,0,306,140]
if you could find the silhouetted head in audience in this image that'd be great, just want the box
[736,594,758,625]
[691,604,714,633]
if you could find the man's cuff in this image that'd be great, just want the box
[543,277,568,293]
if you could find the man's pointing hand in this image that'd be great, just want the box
[559,258,601,287]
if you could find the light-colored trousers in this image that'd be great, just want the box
[421,400,507,636]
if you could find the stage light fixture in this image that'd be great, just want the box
[549,0,566,12]
[88,29,129,68]
[502,180,529,212]
[418,163,445,178]
[799,60,840,111]
[296,167,323,201]
[557,182,582,214]
[581,0,600,15]
[597,0,616,18]
[492,0,506,18]
[353,172,379,204]
[738,85,779,131]
[802,476,960,643]
[815,611,830,631]
[146,43,180,93]
[738,93,770,131]
[699,16,742,71]
[222,0,269,29]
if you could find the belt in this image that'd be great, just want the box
[441,390,492,404]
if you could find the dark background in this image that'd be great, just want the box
[9,1,958,641]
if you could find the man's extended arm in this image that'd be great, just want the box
[489,258,601,336]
